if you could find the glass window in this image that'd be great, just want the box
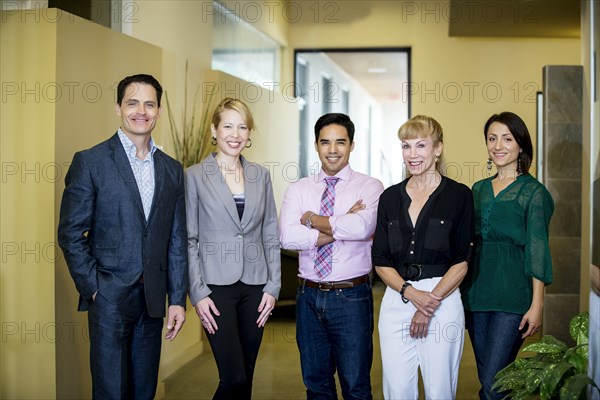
[212,1,280,87]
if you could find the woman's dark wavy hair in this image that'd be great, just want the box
[484,111,533,174]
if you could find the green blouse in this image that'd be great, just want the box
[461,174,554,314]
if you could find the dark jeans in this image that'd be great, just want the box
[296,281,374,400]
[206,282,265,400]
[465,310,525,400]
[88,282,163,400]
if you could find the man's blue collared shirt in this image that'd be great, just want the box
[117,129,157,220]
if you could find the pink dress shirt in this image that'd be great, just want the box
[279,164,384,282]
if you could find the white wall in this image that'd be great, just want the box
[297,52,382,178]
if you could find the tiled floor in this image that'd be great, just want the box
[164,282,483,399]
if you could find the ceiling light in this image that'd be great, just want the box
[367,67,387,74]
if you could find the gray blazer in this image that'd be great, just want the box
[186,154,281,305]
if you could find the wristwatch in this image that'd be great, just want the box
[305,213,315,229]
[400,282,412,304]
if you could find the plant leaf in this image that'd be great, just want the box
[569,312,589,346]
[165,69,216,169]
[540,361,574,400]
[524,336,568,354]
[559,374,595,400]
[524,367,544,393]
[564,350,587,374]
[492,368,533,394]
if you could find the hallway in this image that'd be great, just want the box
[164,282,483,399]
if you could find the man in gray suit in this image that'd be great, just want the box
[58,74,188,400]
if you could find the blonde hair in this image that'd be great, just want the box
[398,115,443,145]
[398,115,444,174]
[211,97,255,132]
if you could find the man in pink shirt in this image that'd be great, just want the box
[279,113,384,400]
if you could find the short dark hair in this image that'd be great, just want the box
[116,74,163,107]
[483,111,533,174]
[314,113,355,142]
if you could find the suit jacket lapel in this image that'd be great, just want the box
[203,155,242,229]
[147,150,165,224]
[108,133,145,220]
[240,158,257,229]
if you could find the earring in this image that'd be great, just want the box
[517,157,521,174]
[486,158,492,174]
[211,137,217,146]
[435,156,439,163]
[245,138,252,148]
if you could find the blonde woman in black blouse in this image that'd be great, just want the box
[372,115,474,399]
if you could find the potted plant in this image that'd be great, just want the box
[493,312,599,399]
[165,62,215,169]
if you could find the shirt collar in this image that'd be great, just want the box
[117,129,157,160]
[318,163,352,182]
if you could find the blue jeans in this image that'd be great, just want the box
[465,310,525,400]
[296,281,374,400]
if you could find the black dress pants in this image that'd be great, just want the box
[206,281,265,400]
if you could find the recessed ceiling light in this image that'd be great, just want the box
[368,67,387,74]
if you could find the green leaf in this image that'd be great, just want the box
[508,389,532,400]
[569,312,589,346]
[524,336,568,354]
[540,362,574,400]
[559,374,595,400]
[495,361,521,380]
[493,369,530,392]
[564,351,587,374]
[524,367,544,393]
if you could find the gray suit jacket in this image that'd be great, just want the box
[185,154,281,305]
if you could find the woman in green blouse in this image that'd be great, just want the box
[461,111,554,400]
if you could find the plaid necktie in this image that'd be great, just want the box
[314,176,340,279]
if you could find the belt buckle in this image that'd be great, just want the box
[318,282,331,291]
[404,263,423,281]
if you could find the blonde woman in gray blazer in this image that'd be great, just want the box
[186,98,281,400]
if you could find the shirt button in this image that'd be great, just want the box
[409,251,414,255]
[236,233,242,239]
[411,241,415,244]
[440,220,445,224]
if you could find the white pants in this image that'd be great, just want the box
[378,277,465,400]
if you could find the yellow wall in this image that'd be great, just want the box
[1,10,58,399]
[126,0,213,156]
[288,0,580,185]
[52,12,168,399]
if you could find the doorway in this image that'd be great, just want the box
[294,48,411,186]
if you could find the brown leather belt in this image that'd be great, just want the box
[298,274,370,291]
